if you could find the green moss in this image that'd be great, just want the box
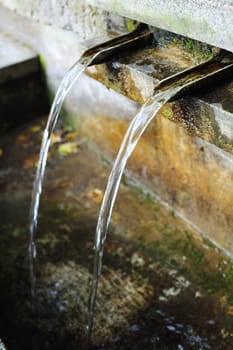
[107,81,121,93]
[121,177,233,304]
[61,112,79,131]
[39,55,47,71]
[126,18,138,32]
[152,19,214,62]
[180,36,214,61]
[163,107,173,118]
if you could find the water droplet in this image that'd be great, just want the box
[130,324,140,332]
[167,325,176,332]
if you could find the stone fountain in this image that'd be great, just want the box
[1,0,231,254]
[0,1,233,348]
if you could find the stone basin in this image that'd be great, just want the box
[0,116,233,349]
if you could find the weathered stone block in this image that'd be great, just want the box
[88,0,233,52]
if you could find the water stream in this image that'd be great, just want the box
[87,52,233,340]
[28,49,192,342]
[28,25,151,307]
[28,23,233,345]
[29,55,92,308]
[87,86,182,340]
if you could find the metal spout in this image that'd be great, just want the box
[155,51,233,102]
[82,23,154,66]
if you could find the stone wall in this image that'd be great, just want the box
[1,0,233,52]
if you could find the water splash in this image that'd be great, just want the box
[87,86,182,339]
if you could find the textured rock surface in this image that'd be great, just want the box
[89,0,233,52]
[82,107,233,256]
[0,0,104,38]
[84,33,233,255]
[0,0,126,40]
[1,0,233,51]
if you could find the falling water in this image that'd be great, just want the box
[28,50,112,306]
[28,24,151,307]
[87,85,182,339]
[87,52,233,339]
[28,19,232,344]
[28,56,92,307]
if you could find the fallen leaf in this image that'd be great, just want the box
[29,125,41,133]
[16,133,29,144]
[23,156,38,168]
[86,188,104,204]
[227,306,233,316]
[65,131,80,142]
[51,133,62,145]
[57,142,79,155]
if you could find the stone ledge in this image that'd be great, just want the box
[1,0,233,52]
[83,34,233,255]
[88,0,233,53]
[0,0,126,41]
[86,39,233,156]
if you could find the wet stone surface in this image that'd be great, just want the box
[0,118,233,349]
[85,32,233,160]
[86,31,212,104]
